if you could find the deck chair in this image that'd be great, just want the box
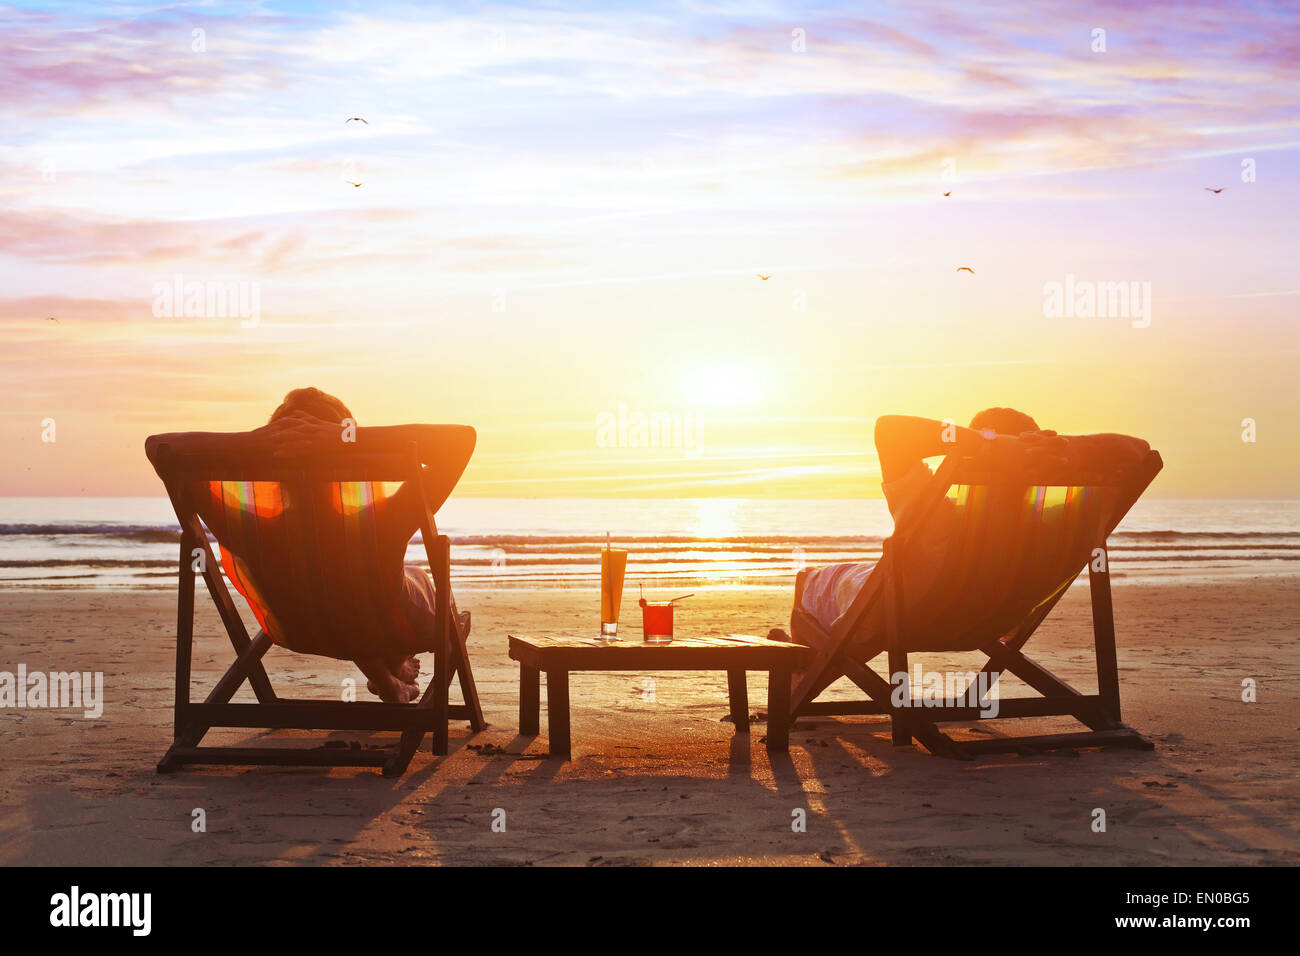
[148,430,485,776]
[787,448,1163,758]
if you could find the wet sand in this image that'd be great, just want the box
[0,577,1297,866]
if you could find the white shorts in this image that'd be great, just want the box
[800,561,877,636]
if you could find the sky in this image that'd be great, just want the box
[2,0,1298,497]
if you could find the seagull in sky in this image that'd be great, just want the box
[346,181,364,187]
[346,117,368,124]
[956,266,975,274]
[1205,187,1225,194]
[755,273,771,281]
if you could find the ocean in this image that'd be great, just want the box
[1,497,1297,591]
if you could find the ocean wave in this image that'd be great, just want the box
[4,523,1299,546]
[3,552,1296,571]
[0,559,180,568]
[0,524,181,543]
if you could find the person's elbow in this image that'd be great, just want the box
[1070,432,1151,470]
[1099,432,1150,463]
[873,416,905,453]
[455,425,476,459]
[1121,435,1151,464]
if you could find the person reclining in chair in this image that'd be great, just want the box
[795,408,1150,641]
[144,387,472,704]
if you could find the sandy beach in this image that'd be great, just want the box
[0,575,1296,866]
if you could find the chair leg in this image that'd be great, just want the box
[159,533,197,773]
[790,655,840,718]
[958,727,1153,755]
[431,659,450,756]
[1090,562,1123,725]
[172,532,196,742]
[157,744,183,774]
[887,649,910,746]
[383,744,418,777]
[430,534,486,734]
[786,611,847,716]
[449,609,486,732]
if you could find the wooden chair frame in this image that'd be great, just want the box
[786,451,1163,758]
[152,442,485,776]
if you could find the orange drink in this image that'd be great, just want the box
[600,547,627,639]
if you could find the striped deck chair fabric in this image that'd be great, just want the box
[196,478,420,661]
[895,477,1118,652]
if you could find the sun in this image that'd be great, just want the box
[693,498,740,538]
[679,363,761,408]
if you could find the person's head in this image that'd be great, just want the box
[269,387,353,425]
[969,407,1038,436]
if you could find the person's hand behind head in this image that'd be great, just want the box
[985,432,1069,472]
[1058,433,1150,472]
[254,412,353,457]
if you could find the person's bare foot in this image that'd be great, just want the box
[363,676,419,703]
[356,657,417,703]
[363,676,400,702]
[388,655,421,684]
[357,655,422,702]
[385,679,419,703]
[387,655,421,701]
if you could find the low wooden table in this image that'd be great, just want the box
[507,634,813,758]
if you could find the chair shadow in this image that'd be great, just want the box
[779,714,1295,864]
[59,703,1292,867]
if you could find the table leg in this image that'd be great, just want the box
[766,668,791,751]
[727,669,749,733]
[519,663,540,735]
[546,669,571,758]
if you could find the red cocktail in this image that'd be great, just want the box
[639,599,674,643]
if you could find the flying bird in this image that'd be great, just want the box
[956,266,975,274]
[346,117,368,124]
[1205,187,1224,194]
[45,316,58,322]
[346,181,364,187]
[943,191,951,197]
[755,273,771,281]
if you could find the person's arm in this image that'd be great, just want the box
[143,422,297,471]
[1056,432,1150,471]
[873,415,988,484]
[371,426,477,540]
[147,415,474,465]
[873,414,1075,485]
[247,415,471,462]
